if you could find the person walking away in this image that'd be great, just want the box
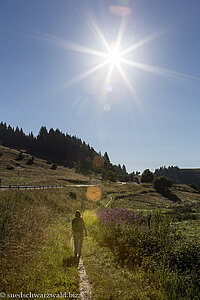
[72,210,87,258]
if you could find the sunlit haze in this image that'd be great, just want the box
[1,0,200,173]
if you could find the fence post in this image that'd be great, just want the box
[147,213,151,231]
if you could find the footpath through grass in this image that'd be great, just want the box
[0,187,96,296]
[1,182,200,299]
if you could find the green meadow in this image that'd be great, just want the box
[82,183,200,299]
[0,165,200,299]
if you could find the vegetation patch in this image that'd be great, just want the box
[82,204,200,299]
[0,188,96,294]
[82,211,160,299]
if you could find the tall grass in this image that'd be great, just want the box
[0,188,96,293]
[85,208,199,299]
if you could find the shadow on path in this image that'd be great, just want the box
[63,256,80,268]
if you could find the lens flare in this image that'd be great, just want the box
[109,6,132,16]
[93,155,104,167]
[86,186,102,202]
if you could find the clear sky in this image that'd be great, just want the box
[1,0,200,173]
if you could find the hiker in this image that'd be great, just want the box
[72,210,87,258]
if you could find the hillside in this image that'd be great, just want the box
[155,166,200,189]
[0,145,89,185]
[0,122,129,181]
[101,182,200,210]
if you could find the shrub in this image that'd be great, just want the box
[104,170,117,182]
[7,165,14,170]
[69,191,77,200]
[189,183,199,191]
[26,156,35,165]
[50,163,57,170]
[141,169,154,183]
[63,161,73,168]
[153,176,173,193]
[97,207,143,226]
[16,151,24,161]
[165,240,200,273]
[96,209,178,270]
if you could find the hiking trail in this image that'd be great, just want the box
[78,258,92,300]
[70,237,92,299]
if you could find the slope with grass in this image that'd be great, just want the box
[0,145,89,185]
[81,183,200,299]
[155,166,200,189]
[0,187,97,295]
[1,178,200,299]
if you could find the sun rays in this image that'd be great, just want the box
[33,18,199,106]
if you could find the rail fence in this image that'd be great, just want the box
[0,184,94,190]
[0,184,65,190]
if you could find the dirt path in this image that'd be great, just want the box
[78,258,92,300]
[70,237,92,299]
[106,195,113,207]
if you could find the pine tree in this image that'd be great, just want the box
[141,169,154,183]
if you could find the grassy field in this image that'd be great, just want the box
[1,153,200,299]
[0,187,97,295]
[81,183,200,299]
[0,145,89,185]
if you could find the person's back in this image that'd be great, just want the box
[72,210,87,258]
[72,217,85,233]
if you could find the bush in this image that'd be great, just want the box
[96,209,177,270]
[16,151,24,161]
[63,161,74,168]
[141,169,154,183]
[94,208,200,298]
[69,191,77,200]
[165,240,200,273]
[7,165,14,170]
[26,156,35,165]
[189,183,199,191]
[153,176,173,193]
[50,163,57,170]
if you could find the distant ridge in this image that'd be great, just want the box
[155,166,200,189]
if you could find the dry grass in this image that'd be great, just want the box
[82,187,200,300]
[0,187,97,293]
[0,145,89,185]
[101,182,200,211]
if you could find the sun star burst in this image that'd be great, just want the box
[106,43,122,67]
[35,18,199,104]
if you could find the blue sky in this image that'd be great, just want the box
[0,0,200,173]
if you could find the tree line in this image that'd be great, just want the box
[141,167,199,191]
[0,122,137,182]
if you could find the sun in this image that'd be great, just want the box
[106,43,122,67]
